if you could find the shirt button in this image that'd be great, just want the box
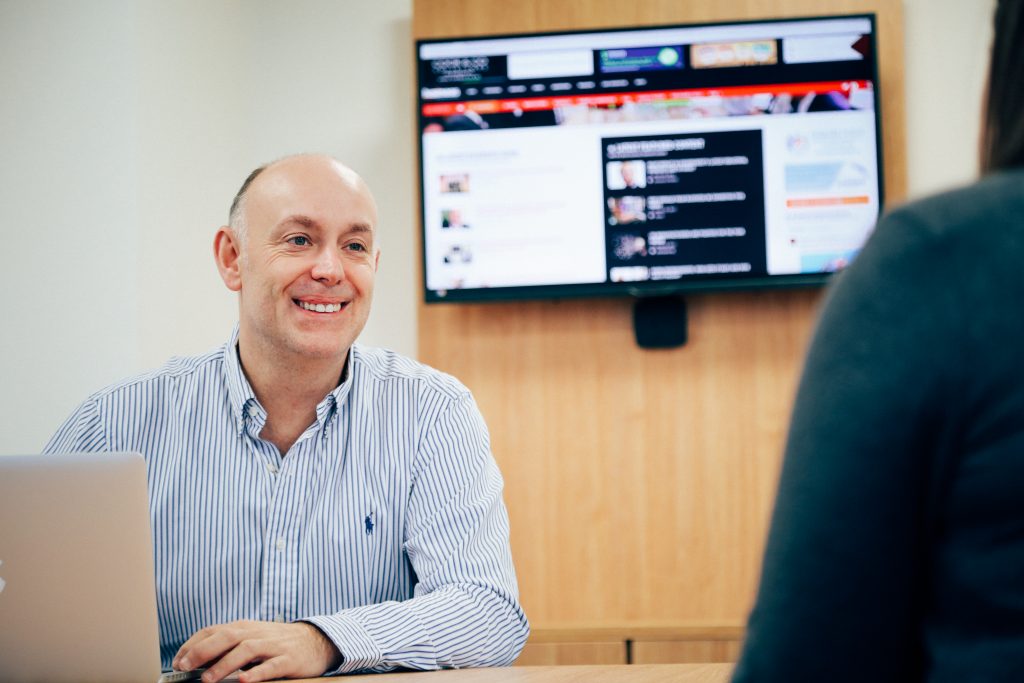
[267,463,278,475]
[276,537,285,551]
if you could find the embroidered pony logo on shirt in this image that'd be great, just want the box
[364,512,375,535]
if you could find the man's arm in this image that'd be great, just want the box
[175,392,529,681]
[304,392,529,673]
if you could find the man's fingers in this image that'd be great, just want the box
[176,623,246,671]
[174,625,217,669]
[201,639,272,683]
[174,620,336,680]
[237,655,287,683]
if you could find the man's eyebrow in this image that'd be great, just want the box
[278,216,373,234]
[275,216,375,244]
[281,215,320,229]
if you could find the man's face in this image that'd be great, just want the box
[620,162,636,187]
[228,157,380,366]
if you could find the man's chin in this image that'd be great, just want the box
[276,318,366,366]
[292,339,352,362]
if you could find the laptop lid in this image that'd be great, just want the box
[0,453,163,683]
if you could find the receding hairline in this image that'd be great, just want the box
[227,154,375,230]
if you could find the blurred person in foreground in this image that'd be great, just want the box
[733,2,1024,680]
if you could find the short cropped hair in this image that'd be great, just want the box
[227,163,269,247]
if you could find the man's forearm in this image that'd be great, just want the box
[303,582,528,674]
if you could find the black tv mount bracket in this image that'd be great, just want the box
[633,295,688,349]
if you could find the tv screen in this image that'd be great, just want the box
[417,14,883,302]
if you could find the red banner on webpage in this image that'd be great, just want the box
[421,80,872,117]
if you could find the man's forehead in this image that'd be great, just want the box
[247,156,378,226]
[255,156,370,198]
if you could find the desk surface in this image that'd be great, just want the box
[294,664,733,682]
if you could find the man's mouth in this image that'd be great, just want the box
[294,299,345,313]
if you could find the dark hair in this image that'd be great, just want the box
[982,0,1024,172]
[228,163,268,226]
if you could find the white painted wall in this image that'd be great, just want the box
[0,0,415,453]
[0,0,998,453]
[903,0,995,197]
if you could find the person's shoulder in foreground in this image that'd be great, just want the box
[732,174,1024,681]
[883,165,1024,244]
[45,153,528,682]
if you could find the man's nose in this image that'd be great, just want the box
[310,247,345,284]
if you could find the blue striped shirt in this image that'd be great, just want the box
[43,327,528,674]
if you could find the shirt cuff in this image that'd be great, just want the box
[301,613,382,675]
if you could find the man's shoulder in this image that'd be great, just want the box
[86,345,226,404]
[351,345,470,402]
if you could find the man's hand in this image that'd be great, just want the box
[172,620,342,683]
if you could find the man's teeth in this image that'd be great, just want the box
[299,301,343,313]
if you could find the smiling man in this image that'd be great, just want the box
[44,154,529,682]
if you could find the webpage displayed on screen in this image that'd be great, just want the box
[418,16,881,299]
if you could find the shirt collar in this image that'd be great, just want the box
[223,325,258,437]
[222,324,356,438]
[317,351,355,435]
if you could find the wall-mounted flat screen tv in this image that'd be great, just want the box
[417,14,882,302]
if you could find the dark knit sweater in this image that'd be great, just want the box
[734,169,1024,682]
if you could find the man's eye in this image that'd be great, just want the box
[288,236,310,246]
[347,242,367,252]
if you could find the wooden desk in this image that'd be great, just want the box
[294,663,733,682]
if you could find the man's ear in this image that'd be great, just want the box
[214,226,243,292]
[374,246,381,272]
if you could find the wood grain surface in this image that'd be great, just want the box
[414,0,905,633]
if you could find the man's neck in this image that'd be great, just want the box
[237,334,348,456]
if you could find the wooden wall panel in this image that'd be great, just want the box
[414,0,906,629]
[631,640,743,665]
[520,626,744,665]
[515,642,627,666]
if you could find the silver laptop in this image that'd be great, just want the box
[0,453,200,683]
